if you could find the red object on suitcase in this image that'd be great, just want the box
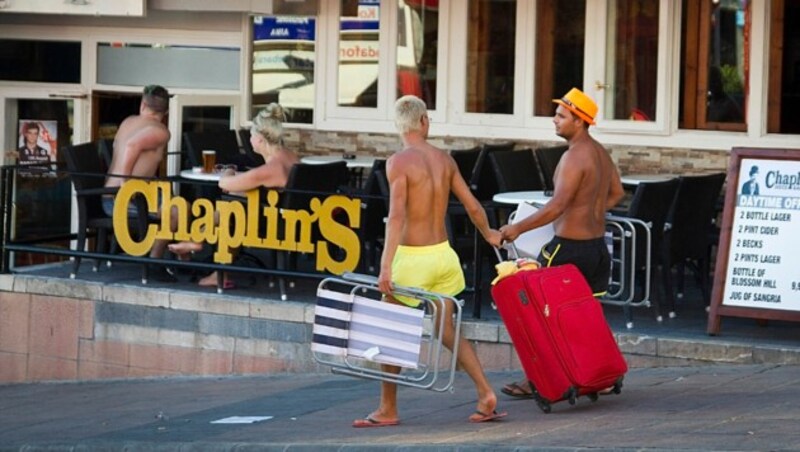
[491,263,627,413]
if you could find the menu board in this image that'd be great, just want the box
[708,148,800,334]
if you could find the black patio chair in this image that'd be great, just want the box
[237,128,265,167]
[533,145,568,191]
[183,130,250,170]
[62,142,149,278]
[662,173,727,317]
[488,148,544,193]
[98,138,114,172]
[610,178,680,325]
[356,159,388,274]
[277,161,350,300]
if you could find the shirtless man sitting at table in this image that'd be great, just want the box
[103,84,176,282]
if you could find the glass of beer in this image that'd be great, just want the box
[202,150,216,173]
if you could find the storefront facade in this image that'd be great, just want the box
[1,0,799,264]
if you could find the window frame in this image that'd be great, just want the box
[308,0,797,147]
[447,0,529,128]
[585,0,677,135]
[320,0,450,132]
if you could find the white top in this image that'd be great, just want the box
[492,190,552,206]
[301,155,378,169]
[620,173,678,185]
[180,168,228,181]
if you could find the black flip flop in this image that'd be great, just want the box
[501,382,534,399]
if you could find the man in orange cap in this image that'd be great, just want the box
[498,87,625,398]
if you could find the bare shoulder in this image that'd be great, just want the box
[564,138,597,166]
[387,148,417,175]
[276,148,299,166]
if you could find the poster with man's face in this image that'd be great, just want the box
[17,120,57,177]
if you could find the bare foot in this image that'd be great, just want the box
[198,271,234,289]
[198,271,219,287]
[168,241,202,260]
[473,392,499,421]
[353,409,398,427]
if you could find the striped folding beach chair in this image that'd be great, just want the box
[311,273,462,392]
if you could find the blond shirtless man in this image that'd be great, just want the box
[353,95,506,428]
[498,87,625,398]
[103,84,175,282]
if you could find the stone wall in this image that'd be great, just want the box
[285,129,731,176]
[2,273,798,384]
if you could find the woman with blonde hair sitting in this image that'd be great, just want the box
[169,103,299,288]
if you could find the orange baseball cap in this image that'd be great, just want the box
[553,88,598,125]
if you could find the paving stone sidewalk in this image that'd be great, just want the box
[1,364,798,451]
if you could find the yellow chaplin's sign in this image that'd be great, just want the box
[112,180,361,274]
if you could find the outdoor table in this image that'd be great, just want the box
[301,154,378,187]
[620,173,678,186]
[492,190,551,206]
[300,154,378,168]
[179,168,233,182]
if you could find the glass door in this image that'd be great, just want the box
[1,92,86,268]
[587,0,670,131]
[167,94,242,177]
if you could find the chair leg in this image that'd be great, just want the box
[663,258,676,319]
[216,270,225,294]
[94,228,108,272]
[676,262,686,300]
[471,229,483,319]
[278,251,288,301]
[71,227,87,278]
[107,236,117,268]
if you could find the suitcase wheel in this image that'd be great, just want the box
[529,382,552,414]
[535,398,552,414]
[563,386,579,405]
[588,392,599,402]
[612,378,624,395]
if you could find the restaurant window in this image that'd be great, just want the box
[680,0,749,131]
[97,43,240,90]
[0,39,81,84]
[398,0,438,110]
[603,0,659,122]
[533,0,585,117]
[338,0,380,108]
[466,0,516,114]
[252,16,316,123]
[767,0,800,134]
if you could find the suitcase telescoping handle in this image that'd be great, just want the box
[494,241,521,262]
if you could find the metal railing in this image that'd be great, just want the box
[0,163,384,293]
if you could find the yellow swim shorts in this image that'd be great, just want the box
[391,241,465,307]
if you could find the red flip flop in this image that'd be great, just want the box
[352,416,399,428]
[469,410,508,423]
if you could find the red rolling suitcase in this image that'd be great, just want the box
[491,262,627,413]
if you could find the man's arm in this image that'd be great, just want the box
[606,165,625,210]
[378,156,408,295]
[501,153,583,241]
[119,125,169,176]
[450,160,502,247]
